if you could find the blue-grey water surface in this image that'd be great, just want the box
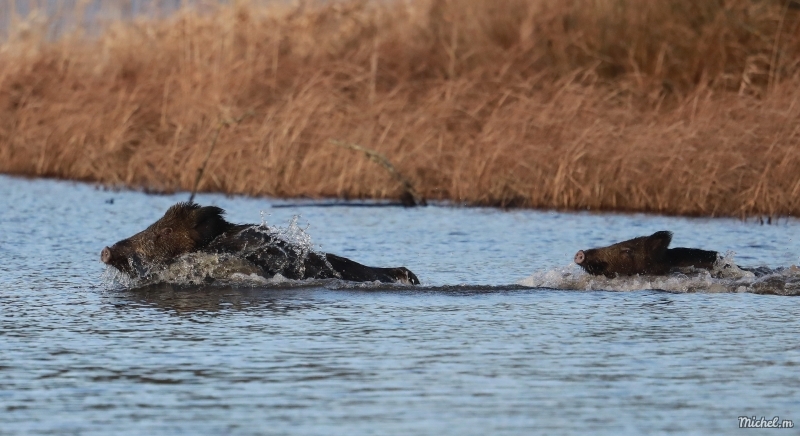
[1,175,799,435]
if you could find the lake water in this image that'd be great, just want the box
[1,174,799,435]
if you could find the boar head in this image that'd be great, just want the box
[101,202,235,277]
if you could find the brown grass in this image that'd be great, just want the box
[2,0,800,217]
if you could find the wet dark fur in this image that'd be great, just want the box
[574,231,718,278]
[102,202,419,284]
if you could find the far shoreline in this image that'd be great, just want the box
[3,173,796,223]
[2,0,799,219]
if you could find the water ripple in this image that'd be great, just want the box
[1,175,800,434]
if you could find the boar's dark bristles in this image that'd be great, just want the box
[151,202,236,248]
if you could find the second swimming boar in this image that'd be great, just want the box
[574,231,719,277]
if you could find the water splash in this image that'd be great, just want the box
[101,265,137,289]
[259,215,315,252]
[256,213,313,249]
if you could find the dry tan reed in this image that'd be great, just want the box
[1,0,800,217]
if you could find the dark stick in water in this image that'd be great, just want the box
[329,139,426,207]
[189,112,253,202]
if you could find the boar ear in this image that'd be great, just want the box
[192,206,232,246]
[646,231,672,254]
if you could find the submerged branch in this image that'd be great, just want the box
[189,112,253,202]
[329,139,426,207]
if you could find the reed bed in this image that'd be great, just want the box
[1,0,800,217]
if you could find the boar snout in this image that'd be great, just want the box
[100,243,142,277]
[101,247,113,264]
[574,250,586,265]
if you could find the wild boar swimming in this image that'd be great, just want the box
[101,202,419,285]
[574,231,719,277]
